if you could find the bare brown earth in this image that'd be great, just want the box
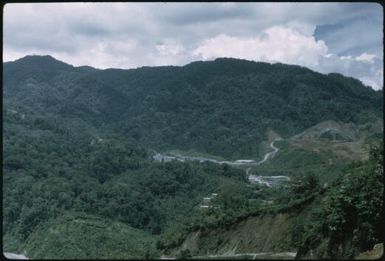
[355,243,384,259]
[167,213,296,257]
[289,120,383,161]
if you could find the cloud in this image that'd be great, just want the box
[314,14,383,57]
[149,41,190,66]
[3,3,383,89]
[355,53,377,64]
[192,27,328,69]
[156,41,185,57]
[155,3,255,25]
[317,54,383,89]
[191,27,382,90]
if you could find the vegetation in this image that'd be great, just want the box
[4,56,382,159]
[157,143,383,258]
[5,213,159,259]
[3,55,383,259]
[3,109,251,258]
[296,141,384,258]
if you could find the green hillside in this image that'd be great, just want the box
[4,213,158,259]
[3,107,251,258]
[4,56,382,159]
[3,55,383,259]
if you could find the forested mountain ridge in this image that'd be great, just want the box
[4,55,382,159]
[3,55,383,259]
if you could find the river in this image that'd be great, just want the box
[153,139,289,187]
[4,140,283,260]
[153,139,281,166]
[3,253,28,259]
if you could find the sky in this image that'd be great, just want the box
[3,2,383,90]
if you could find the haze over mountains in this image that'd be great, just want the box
[3,55,383,259]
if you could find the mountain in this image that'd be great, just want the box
[4,55,74,71]
[3,56,382,159]
[3,55,383,259]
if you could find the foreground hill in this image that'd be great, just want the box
[3,107,248,258]
[3,55,383,159]
[159,141,383,259]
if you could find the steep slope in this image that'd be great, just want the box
[158,142,383,259]
[4,213,158,259]
[244,118,383,186]
[3,56,382,159]
[164,213,296,257]
[356,243,384,259]
[2,106,251,258]
[3,55,383,259]
[296,142,384,259]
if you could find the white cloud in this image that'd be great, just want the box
[192,26,382,90]
[355,53,377,64]
[156,41,185,56]
[4,37,141,69]
[192,26,328,69]
[141,40,190,67]
[318,53,382,90]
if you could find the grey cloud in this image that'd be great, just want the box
[69,22,112,37]
[4,30,79,53]
[314,15,383,57]
[291,3,381,26]
[153,3,255,25]
[3,3,383,89]
[317,55,383,90]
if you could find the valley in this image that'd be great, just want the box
[2,56,383,259]
[153,139,281,167]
